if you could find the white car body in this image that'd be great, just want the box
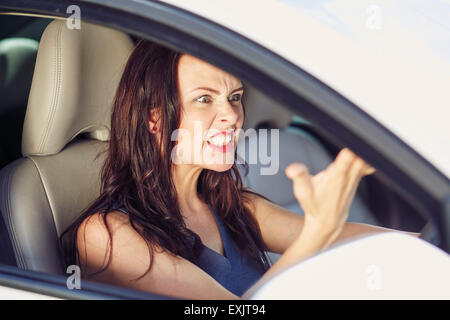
[249,232,450,299]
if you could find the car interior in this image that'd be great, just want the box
[0,16,427,290]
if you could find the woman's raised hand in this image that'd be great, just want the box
[285,148,375,241]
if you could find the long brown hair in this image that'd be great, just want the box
[60,39,271,280]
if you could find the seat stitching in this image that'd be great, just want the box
[2,162,27,269]
[39,22,63,153]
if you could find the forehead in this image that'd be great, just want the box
[177,54,241,89]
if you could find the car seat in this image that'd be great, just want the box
[0,19,134,274]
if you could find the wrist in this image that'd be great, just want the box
[301,217,343,246]
[303,217,338,236]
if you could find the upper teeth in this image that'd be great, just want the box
[208,134,232,146]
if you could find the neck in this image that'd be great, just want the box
[172,164,209,219]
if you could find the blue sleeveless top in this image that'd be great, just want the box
[111,202,264,297]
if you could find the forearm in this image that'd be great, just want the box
[334,222,421,245]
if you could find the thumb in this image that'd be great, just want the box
[286,163,313,201]
[363,164,376,176]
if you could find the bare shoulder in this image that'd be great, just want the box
[77,210,138,253]
[75,210,238,299]
[76,210,155,282]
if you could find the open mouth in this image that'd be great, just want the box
[206,130,234,153]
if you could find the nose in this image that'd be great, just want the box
[217,100,240,125]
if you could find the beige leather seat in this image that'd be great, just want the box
[0,20,134,274]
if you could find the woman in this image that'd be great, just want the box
[61,39,403,299]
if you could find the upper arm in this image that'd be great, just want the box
[245,193,304,254]
[76,211,239,300]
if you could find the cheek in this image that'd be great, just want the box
[235,107,244,129]
[239,109,245,125]
[177,113,212,151]
[179,110,211,132]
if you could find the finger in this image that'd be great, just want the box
[339,180,360,221]
[363,164,376,176]
[340,157,371,213]
[329,153,365,212]
[334,148,357,174]
[286,163,313,200]
[336,148,376,178]
[350,155,366,177]
[349,155,376,178]
[285,162,309,179]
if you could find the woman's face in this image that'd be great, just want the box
[174,54,244,172]
[172,54,244,171]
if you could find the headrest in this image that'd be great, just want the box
[243,83,294,130]
[22,19,134,156]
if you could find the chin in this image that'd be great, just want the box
[204,162,234,172]
[201,144,237,172]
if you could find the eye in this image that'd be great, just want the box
[196,95,212,104]
[228,93,242,103]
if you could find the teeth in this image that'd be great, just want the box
[208,134,232,146]
[213,135,223,145]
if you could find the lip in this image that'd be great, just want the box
[206,129,235,141]
[204,128,236,153]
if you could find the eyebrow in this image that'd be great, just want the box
[191,86,244,95]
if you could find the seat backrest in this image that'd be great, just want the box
[238,85,378,263]
[0,19,134,274]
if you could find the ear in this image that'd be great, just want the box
[148,108,161,134]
